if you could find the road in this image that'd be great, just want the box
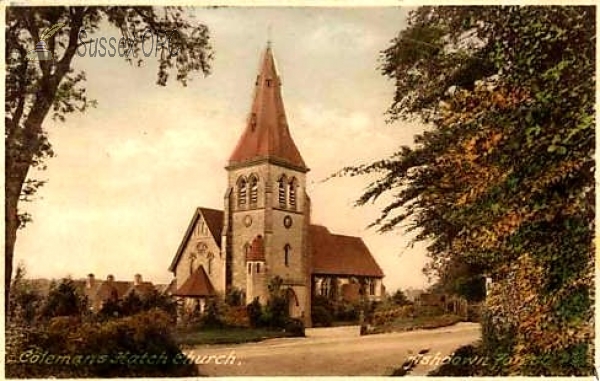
[186,322,481,376]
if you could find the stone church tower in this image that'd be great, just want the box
[222,44,311,324]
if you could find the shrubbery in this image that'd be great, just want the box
[310,295,365,327]
[246,297,263,328]
[427,345,482,376]
[99,288,177,321]
[6,309,198,378]
[200,298,224,328]
[311,305,334,327]
[243,278,305,337]
[7,274,195,378]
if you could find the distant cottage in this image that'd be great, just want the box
[168,44,385,327]
[77,274,171,312]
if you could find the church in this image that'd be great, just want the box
[168,44,385,327]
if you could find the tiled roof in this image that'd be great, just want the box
[310,225,384,278]
[173,265,216,297]
[201,207,224,245]
[127,282,156,297]
[169,213,385,278]
[95,281,132,302]
[169,207,223,272]
[246,235,265,261]
[155,280,176,295]
[228,45,307,171]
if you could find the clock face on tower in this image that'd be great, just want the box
[243,215,253,227]
[283,215,293,229]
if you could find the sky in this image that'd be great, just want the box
[15,7,432,292]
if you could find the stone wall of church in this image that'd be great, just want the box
[226,161,309,306]
[227,163,270,295]
[174,215,226,294]
[268,208,306,284]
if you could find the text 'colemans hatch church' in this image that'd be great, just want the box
[168,44,385,327]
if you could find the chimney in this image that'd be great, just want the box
[134,274,142,286]
[107,274,115,282]
[86,273,95,288]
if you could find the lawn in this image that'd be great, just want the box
[174,326,296,347]
[368,314,463,335]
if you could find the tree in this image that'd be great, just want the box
[41,278,87,319]
[265,276,290,328]
[120,291,143,316]
[337,6,594,375]
[391,289,410,306]
[8,263,43,324]
[5,6,213,311]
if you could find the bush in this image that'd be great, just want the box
[334,300,360,322]
[225,288,244,307]
[467,303,482,323]
[284,318,305,337]
[311,305,333,327]
[428,345,482,376]
[200,298,224,328]
[222,306,250,327]
[246,298,263,328]
[265,294,288,329]
[6,309,198,378]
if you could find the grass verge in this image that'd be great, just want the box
[174,327,296,347]
[368,314,463,335]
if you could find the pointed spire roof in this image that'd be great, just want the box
[228,44,308,172]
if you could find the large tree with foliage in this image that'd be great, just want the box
[5,6,213,311]
[338,6,594,375]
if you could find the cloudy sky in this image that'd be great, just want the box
[15,7,432,292]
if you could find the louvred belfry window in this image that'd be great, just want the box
[278,176,287,208]
[249,176,258,206]
[238,178,247,207]
[288,179,297,209]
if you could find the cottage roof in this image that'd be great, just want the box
[95,280,132,302]
[126,281,156,297]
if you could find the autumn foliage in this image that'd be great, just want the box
[338,6,594,375]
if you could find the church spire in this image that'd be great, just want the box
[228,44,308,172]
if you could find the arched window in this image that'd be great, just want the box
[249,175,258,206]
[284,244,291,267]
[207,253,214,275]
[247,263,252,274]
[244,243,251,258]
[256,263,261,273]
[189,252,197,276]
[237,177,247,207]
[288,178,297,210]
[278,175,287,208]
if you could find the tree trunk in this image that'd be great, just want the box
[5,149,34,313]
[5,94,54,315]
